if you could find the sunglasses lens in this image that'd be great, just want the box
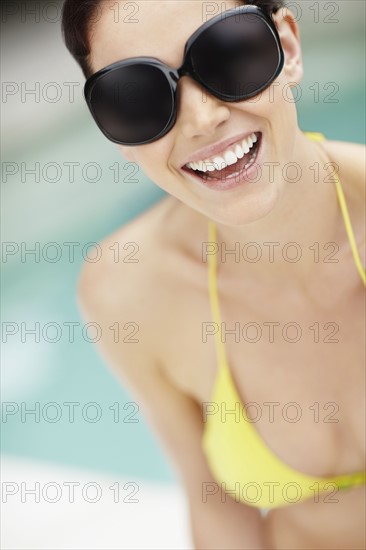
[88,63,174,144]
[190,12,281,99]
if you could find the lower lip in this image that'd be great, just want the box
[182,133,263,192]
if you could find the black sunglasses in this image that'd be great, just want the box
[84,5,284,146]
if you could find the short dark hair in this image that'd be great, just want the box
[61,0,285,79]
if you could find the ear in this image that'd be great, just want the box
[272,8,303,85]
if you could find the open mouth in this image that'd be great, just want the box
[182,132,262,183]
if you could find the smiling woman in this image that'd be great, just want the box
[62,1,366,548]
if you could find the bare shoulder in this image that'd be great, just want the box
[320,138,365,194]
[321,138,365,241]
[78,194,177,328]
[76,194,203,365]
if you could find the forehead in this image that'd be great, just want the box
[89,0,242,72]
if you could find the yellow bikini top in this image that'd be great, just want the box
[202,131,366,509]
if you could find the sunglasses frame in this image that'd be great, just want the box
[84,4,284,146]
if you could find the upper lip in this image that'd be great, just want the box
[180,130,261,168]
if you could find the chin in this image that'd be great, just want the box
[203,180,281,227]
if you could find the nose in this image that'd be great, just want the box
[175,76,231,139]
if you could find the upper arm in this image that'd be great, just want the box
[76,232,218,498]
[76,229,269,548]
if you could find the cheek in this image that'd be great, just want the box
[250,76,298,127]
[116,145,136,164]
[230,81,284,123]
[116,145,176,196]
[136,142,173,176]
[117,143,168,176]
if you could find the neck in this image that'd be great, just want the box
[210,132,345,285]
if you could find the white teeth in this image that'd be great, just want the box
[213,156,225,170]
[186,132,259,173]
[242,142,250,154]
[224,150,238,166]
[235,144,244,159]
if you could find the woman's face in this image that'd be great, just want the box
[89,1,303,226]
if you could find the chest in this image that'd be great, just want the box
[161,278,365,477]
[221,298,365,476]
